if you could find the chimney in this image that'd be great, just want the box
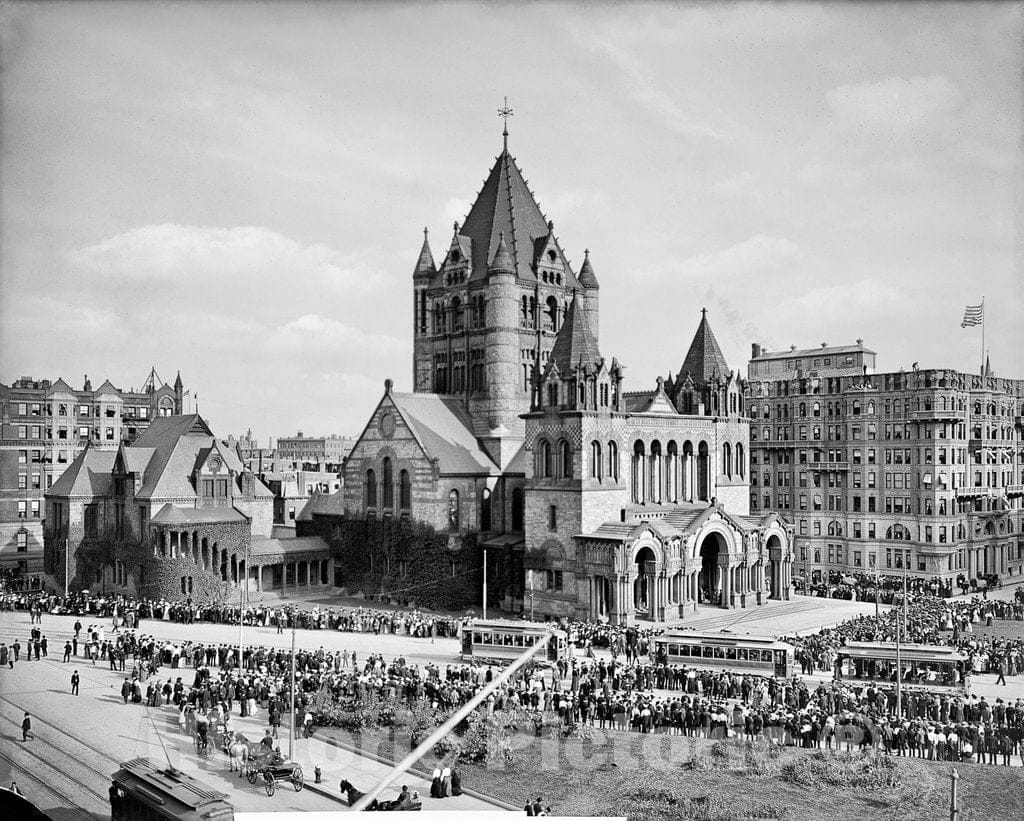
[751,343,761,359]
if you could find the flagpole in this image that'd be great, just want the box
[980,296,985,376]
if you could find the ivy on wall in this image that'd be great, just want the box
[323,517,522,613]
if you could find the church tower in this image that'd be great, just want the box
[410,123,598,462]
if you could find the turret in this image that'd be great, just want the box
[578,248,600,340]
[174,371,184,414]
[412,228,437,392]
[482,232,521,436]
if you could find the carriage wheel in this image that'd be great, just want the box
[265,775,276,797]
[292,767,303,791]
[246,763,258,785]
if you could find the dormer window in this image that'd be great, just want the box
[449,250,460,263]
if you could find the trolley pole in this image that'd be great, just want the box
[64,537,69,599]
[949,767,959,821]
[288,611,296,761]
[482,547,488,620]
[529,571,535,621]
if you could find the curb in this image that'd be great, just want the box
[312,731,520,812]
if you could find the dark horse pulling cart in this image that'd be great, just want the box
[339,779,422,811]
[244,748,303,797]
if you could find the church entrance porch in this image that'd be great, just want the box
[698,532,726,607]
[633,546,657,619]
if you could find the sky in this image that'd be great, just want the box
[1,1,1021,444]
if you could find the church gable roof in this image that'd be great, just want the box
[129,414,218,499]
[46,447,117,497]
[390,392,499,475]
[460,147,561,283]
[547,297,602,376]
[677,310,731,387]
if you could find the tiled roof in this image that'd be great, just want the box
[460,148,576,285]
[548,297,601,376]
[124,447,155,474]
[390,393,498,475]
[150,504,246,525]
[578,522,636,541]
[413,229,436,277]
[621,391,655,413]
[47,448,116,497]
[677,310,731,387]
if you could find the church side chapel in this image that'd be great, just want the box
[333,113,794,621]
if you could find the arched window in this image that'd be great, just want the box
[512,487,524,531]
[812,402,821,417]
[632,440,645,503]
[365,469,377,509]
[451,297,464,332]
[697,441,709,501]
[608,441,618,482]
[560,440,572,478]
[382,457,393,509]
[591,441,602,479]
[480,487,492,531]
[750,404,758,419]
[735,442,744,478]
[852,400,861,415]
[546,296,559,331]
[722,442,732,479]
[828,520,842,536]
[448,489,459,531]
[799,403,807,417]
[540,440,553,478]
[399,469,411,510]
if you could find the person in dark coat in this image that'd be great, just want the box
[429,768,442,798]
[21,712,32,741]
[450,767,462,796]
[71,670,80,696]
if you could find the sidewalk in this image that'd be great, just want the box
[225,709,512,812]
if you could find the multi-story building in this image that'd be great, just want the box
[276,432,353,471]
[744,344,1024,585]
[44,414,332,601]
[0,370,184,574]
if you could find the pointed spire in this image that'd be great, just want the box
[578,247,599,289]
[489,231,515,275]
[548,295,602,376]
[677,309,730,388]
[174,370,183,389]
[413,226,437,277]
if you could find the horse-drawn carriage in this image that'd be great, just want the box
[244,746,303,796]
[339,779,422,811]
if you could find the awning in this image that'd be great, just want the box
[480,534,525,548]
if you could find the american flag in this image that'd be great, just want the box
[960,303,983,327]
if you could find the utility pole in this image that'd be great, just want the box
[895,561,907,717]
[237,541,249,674]
[288,610,296,761]
[64,537,69,599]
[482,547,488,620]
[949,768,959,821]
[529,570,535,621]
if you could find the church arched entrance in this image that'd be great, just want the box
[766,534,782,599]
[698,533,726,606]
[633,546,657,618]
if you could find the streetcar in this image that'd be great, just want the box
[461,618,571,665]
[653,631,796,678]
[110,757,234,821]
[835,641,969,692]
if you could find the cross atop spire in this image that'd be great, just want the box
[498,96,514,151]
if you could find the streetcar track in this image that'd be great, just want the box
[0,729,109,819]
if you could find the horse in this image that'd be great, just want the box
[227,741,249,773]
[339,779,364,806]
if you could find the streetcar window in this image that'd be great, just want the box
[702,646,714,658]
[680,644,692,657]
[480,633,490,645]
[736,649,748,661]
[713,647,725,659]
[514,634,524,647]
[504,634,514,646]
[725,648,737,660]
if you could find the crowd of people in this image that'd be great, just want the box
[796,570,1007,603]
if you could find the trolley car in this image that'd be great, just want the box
[110,757,233,821]
[653,631,796,678]
[835,641,969,692]
[461,619,571,665]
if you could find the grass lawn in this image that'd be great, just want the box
[320,724,1024,820]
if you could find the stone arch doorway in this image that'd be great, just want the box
[633,545,657,617]
[698,532,727,606]
[766,534,782,599]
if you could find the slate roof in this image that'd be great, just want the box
[249,536,330,558]
[753,343,875,361]
[413,229,436,277]
[390,393,498,475]
[296,491,347,521]
[47,448,117,497]
[577,249,599,289]
[150,504,246,525]
[548,297,602,376]
[621,391,656,413]
[677,310,731,387]
[459,147,577,285]
[123,447,156,475]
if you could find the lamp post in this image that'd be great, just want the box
[238,541,249,674]
[287,607,296,761]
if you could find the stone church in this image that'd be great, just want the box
[338,127,794,624]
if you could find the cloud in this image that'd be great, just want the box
[264,313,403,362]
[826,76,963,131]
[679,234,801,279]
[68,223,384,293]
